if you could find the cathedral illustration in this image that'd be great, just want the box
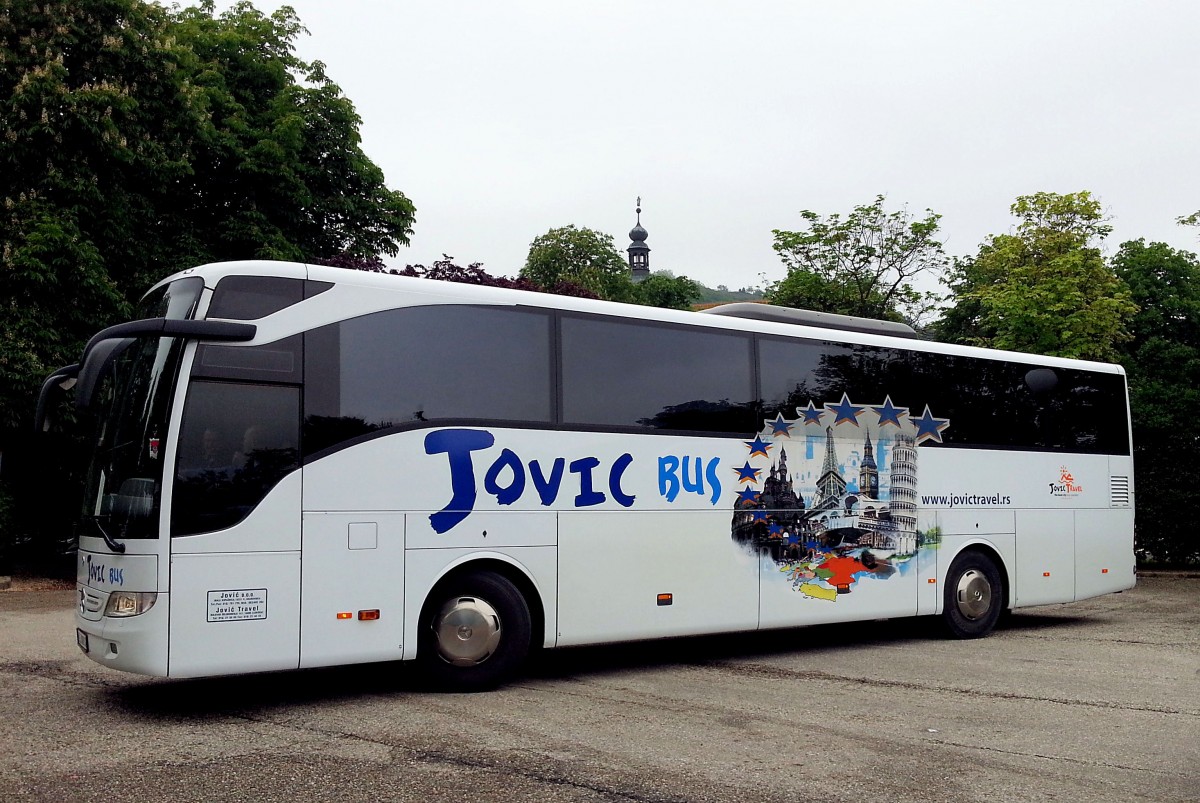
[731,426,919,560]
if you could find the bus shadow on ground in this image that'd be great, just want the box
[110,610,1089,718]
[112,661,418,719]
[529,617,932,681]
[998,609,1095,633]
[526,610,1092,681]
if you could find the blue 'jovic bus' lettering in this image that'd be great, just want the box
[657,456,722,505]
[425,429,637,533]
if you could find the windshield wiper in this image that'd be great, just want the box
[91,518,127,554]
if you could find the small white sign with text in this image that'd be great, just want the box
[207,589,268,622]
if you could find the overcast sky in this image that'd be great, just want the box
[221,1,1200,290]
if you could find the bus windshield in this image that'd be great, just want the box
[79,278,202,544]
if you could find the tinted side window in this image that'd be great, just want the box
[304,305,553,456]
[208,276,305,320]
[759,336,1129,455]
[172,381,300,536]
[1017,368,1128,454]
[561,316,755,433]
[759,338,917,417]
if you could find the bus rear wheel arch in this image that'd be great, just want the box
[941,549,1005,639]
[417,569,533,691]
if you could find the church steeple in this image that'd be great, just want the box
[627,197,650,283]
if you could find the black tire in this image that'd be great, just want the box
[941,551,1004,639]
[417,571,532,691]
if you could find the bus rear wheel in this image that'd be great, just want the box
[418,571,532,691]
[941,551,1003,639]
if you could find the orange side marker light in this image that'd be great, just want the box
[1043,572,1051,577]
[927,578,937,584]
[656,593,673,606]
[336,612,353,620]
[1101,568,1109,574]
[358,609,380,621]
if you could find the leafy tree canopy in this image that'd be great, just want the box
[520,225,634,302]
[520,225,702,310]
[1115,239,1200,352]
[766,195,947,324]
[0,0,414,429]
[1113,239,1200,437]
[935,191,1135,362]
[633,271,702,311]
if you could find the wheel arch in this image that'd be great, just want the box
[417,554,547,656]
[946,540,1011,613]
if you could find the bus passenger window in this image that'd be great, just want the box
[561,316,755,434]
[172,381,300,537]
[303,305,553,457]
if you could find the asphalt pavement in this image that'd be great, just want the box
[1,574,1197,802]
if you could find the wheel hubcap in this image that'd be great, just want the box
[955,569,992,620]
[433,596,502,666]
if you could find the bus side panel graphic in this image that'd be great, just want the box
[731,394,947,600]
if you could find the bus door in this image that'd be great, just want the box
[167,378,303,677]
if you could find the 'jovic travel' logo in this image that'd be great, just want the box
[1049,466,1083,498]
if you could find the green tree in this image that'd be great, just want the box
[2,0,184,429]
[168,2,414,265]
[936,192,1135,361]
[1113,239,1200,564]
[521,227,704,310]
[520,225,634,302]
[0,0,414,569]
[0,0,414,429]
[631,271,702,311]
[766,195,947,324]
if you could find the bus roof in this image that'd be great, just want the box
[150,260,1125,376]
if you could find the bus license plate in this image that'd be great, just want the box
[76,629,89,653]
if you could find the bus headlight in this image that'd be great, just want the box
[104,591,158,618]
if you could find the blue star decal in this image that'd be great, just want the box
[768,522,784,535]
[871,396,907,427]
[733,462,762,484]
[826,393,865,426]
[766,413,793,437]
[744,435,772,458]
[750,510,769,522]
[912,405,951,444]
[797,401,824,425]
[736,487,761,506]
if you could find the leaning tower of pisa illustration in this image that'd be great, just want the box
[888,433,918,554]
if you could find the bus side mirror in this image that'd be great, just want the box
[76,338,136,413]
[34,364,80,432]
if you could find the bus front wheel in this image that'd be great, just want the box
[418,571,532,691]
[941,551,1004,639]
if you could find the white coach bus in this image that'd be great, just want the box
[37,261,1135,689]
